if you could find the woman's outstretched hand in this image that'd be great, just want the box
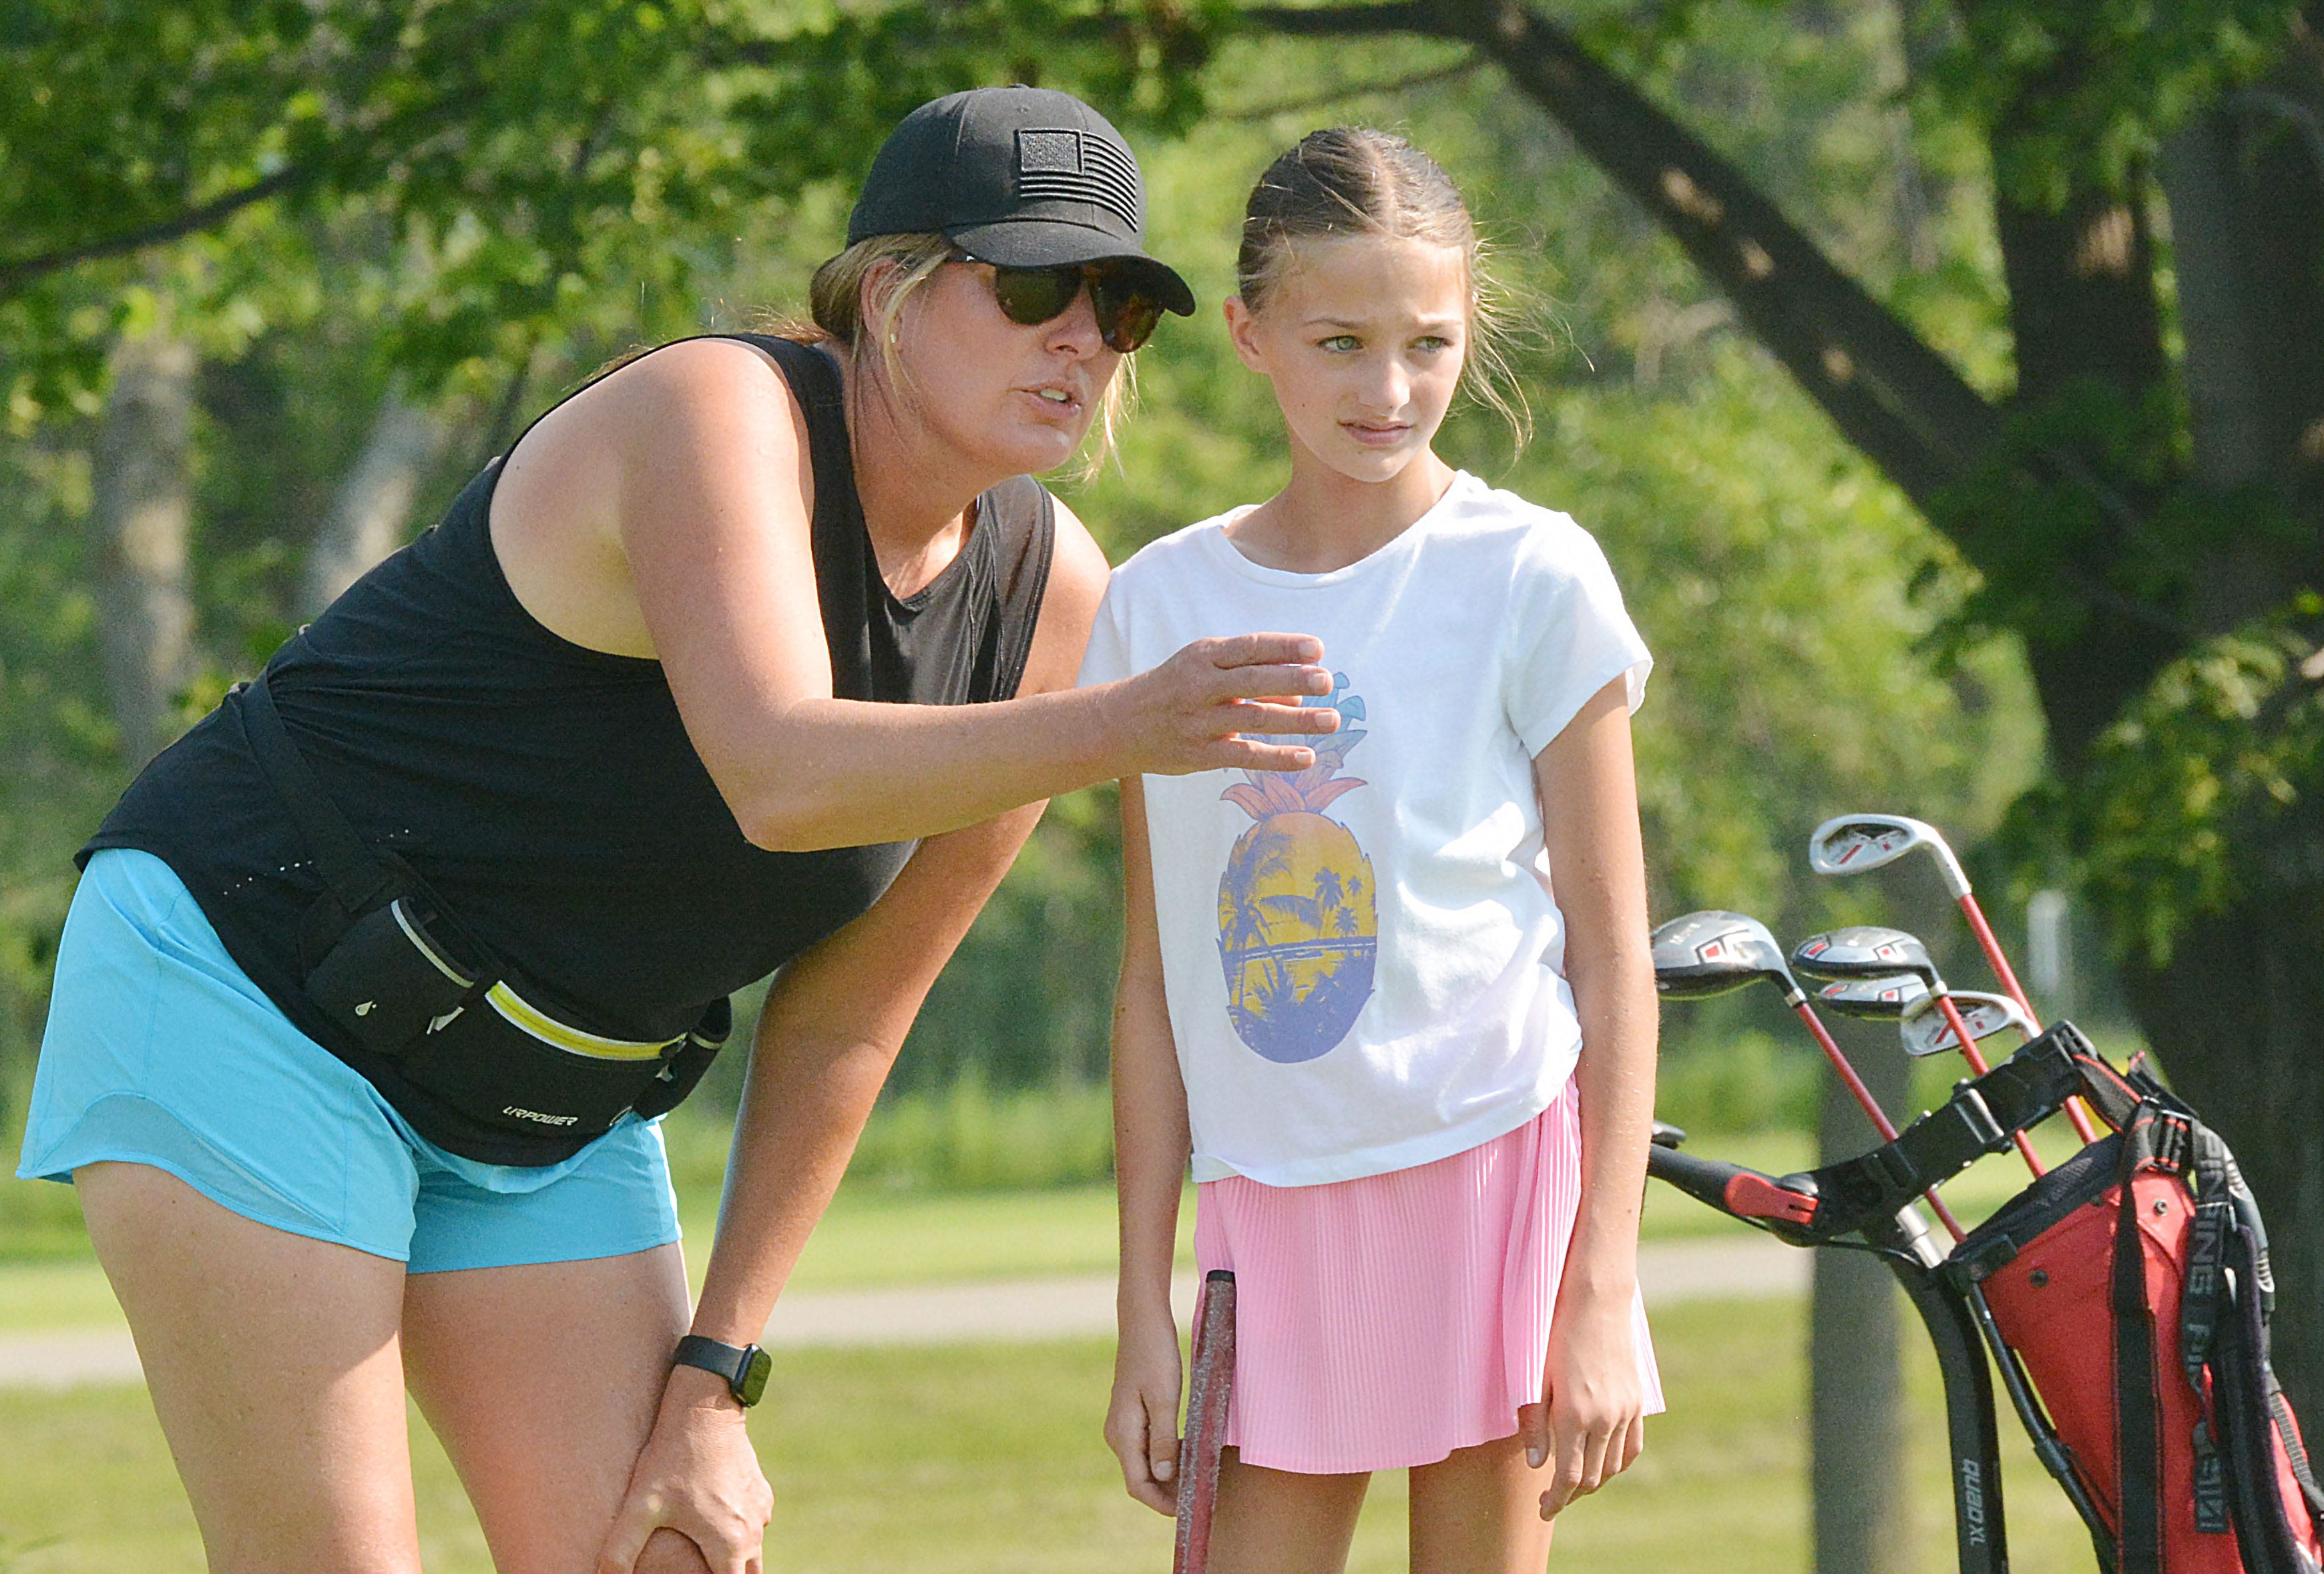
[1105,1308,1185,1515]
[1116,633,1339,777]
[1522,1290,1647,1520]
[596,1366,774,1574]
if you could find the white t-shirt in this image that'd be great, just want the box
[1078,471,1652,1186]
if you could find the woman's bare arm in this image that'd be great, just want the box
[494,338,1333,852]
[598,494,1123,1567]
[598,796,1058,1571]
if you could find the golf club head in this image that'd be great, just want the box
[1651,911,1802,1002]
[1791,925,1943,989]
[1901,991,2033,1057]
[1807,813,1973,899]
[1813,973,1931,1021]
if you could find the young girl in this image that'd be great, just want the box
[1082,129,1665,1572]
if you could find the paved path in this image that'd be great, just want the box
[0,1235,1807,1391]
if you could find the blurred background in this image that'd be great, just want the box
[2,1,2319,1569]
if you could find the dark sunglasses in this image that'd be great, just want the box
[960,254,1169,354]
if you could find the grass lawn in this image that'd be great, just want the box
[0,1296,2098,1574]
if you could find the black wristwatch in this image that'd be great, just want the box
[672,1334,772,1408]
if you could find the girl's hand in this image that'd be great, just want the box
[1116,634,1339,777]
[596,1366,775,1574]
[1104,1308,1185,1514]
[1522,1290,1646,1519]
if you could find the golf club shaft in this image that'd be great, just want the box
[1932,994,2046,1176]
[1956,893,2037,1025]
[1955,894,2099,1143]
[1790,1001,1967,1241]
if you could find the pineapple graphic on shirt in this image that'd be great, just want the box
[1215,674,1379,1063]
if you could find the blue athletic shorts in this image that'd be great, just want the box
[14,848,684,1273]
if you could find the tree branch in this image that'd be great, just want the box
[1482,4,1996,480]
[1225,56,1480,120]
[1244,2,1435,33]
[0,167,310,296]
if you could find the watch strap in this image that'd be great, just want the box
[672,1334,770,1407]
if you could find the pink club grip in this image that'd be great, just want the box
[1175,1270,1238,1574]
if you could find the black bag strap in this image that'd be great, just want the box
[236,672,401,914]
[2180,1115,2324,1571]
[2115,1110,2167,1574]
[2184,1123,2241,1537]
[2272,1379,2324,1528]
[1796,1025,2094,1240]
[2213,1227,2324,1574]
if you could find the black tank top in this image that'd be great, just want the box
[84,334,1055,1148]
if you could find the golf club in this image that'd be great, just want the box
[1813,973,1931,1020]
[1807,813,2098,1141]
[1652,912,1964,1239]
[1791,926,2046,1175]
[1902,991,2035,1059]
[1174,1270,1236,1574]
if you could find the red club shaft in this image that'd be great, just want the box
[1957,893,2099,1143]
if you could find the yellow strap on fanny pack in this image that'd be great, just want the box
[484,981,680,1061]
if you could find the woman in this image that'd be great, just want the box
[15,87,1335,1574]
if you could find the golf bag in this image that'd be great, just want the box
[1794,1025,2324,1574]
[1943,1042,2324,1574]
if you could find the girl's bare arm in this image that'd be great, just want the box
[1528,674,1658,1516]
[1104,773,1196,1514]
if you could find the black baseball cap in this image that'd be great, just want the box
[847,87,1196,318]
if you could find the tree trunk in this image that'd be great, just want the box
[1812,1021,1915,1574]
[301,378,446,615]
[2157,86,2324,628]
[91,326,198,770]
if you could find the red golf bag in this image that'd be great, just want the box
[1943,1036,2324,1574]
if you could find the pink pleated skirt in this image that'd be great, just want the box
[1191,1077,1666,1475]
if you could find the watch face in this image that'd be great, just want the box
[738,1345,772,1408]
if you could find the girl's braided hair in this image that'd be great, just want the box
[1238,128,1530,449]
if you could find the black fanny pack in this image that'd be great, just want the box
[236,674,728,1156]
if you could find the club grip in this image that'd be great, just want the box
[1174,1270,1236,1574]
[1648,1145,1819,1226]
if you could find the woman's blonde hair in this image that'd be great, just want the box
[802,232,1135,477]
[1238,128,1530,451]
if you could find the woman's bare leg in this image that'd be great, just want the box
[401,1243,709,1574]
[1207,1447,1370,1574]
[75,1161,421,1574]
[1407,1433,1557,1574]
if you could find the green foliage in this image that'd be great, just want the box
[1656,1028,1821,1133]
[1929,375,2189,647]
[0,0,1236,415]
[0,433,112,1128]
[845,1075,1116,1191]
[2005,599,2324,964]
[1921,0,2298,203]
